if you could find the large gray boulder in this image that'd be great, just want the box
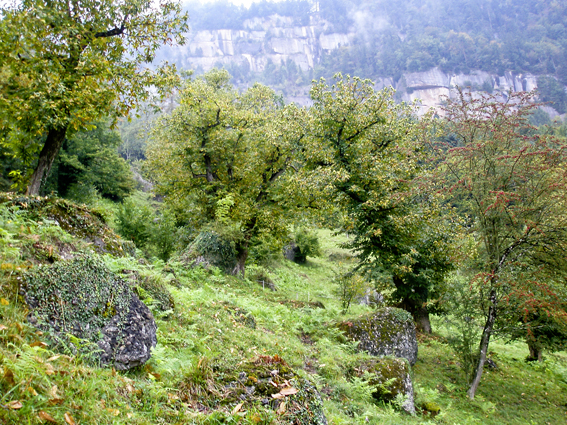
[338,307,418,365]
[24,254,156,370]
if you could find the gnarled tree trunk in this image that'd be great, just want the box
[527,340,543,362]
[26,127,67,195]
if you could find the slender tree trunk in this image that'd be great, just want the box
[468,289,497,399]
[26,127,67,195]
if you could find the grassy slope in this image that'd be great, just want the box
[1,209,566,424]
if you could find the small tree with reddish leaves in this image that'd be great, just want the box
[431,89,567,399]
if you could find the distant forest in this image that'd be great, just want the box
[185,0,567,86]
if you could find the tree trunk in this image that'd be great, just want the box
[527,341,543,362]
[413,306,432,334]
[467,289,497,399]
[26,127,67,195]
[232,244,248,277]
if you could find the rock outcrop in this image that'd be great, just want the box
[351,357,415,414]
[179,355,327,424]
[338,307,418,365]
[24,254,156,370]
[165,12,561,114]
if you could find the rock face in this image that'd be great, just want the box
[167,14,350,75]
[165,12,561,113]
[338,307,418,365]
[352,358,415,414]
[98,296,157,370]
[24,255,156,370]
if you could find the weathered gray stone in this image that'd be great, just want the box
[338,307,418,365]
[24,255,157,370]
[98,295,157,370]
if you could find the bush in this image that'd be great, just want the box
[192,224,243,273]
[285,228,322,263]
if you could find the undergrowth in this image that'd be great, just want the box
[1,199,566,424]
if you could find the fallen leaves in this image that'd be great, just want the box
[4,400,22,410]
[38,411,57,423]
[231,402,244,415]
[64,412,76,425]
[272,386,299,399]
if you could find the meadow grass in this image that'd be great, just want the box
[1,206,566,424]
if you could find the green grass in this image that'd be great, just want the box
[1,201,566,424]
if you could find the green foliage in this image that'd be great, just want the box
[193,224,242,273]
[442,272,483,385]
[293,228,322,263]
[537,76,567,114]
[24,254,131,358]
[147,69,306,274]
[0,0,188,193]
[115,193,154,246]
[43,120,135,201]
[334,269,368,314]
[433,88,567,397]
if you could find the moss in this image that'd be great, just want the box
[350,358,411,403]
[179,355,326,424]
[128,271,175,313]
[0,194,131,257]
[337,307,417,365]
[422,401,441,414]
[23,254,132,358]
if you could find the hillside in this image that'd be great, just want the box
[159,0,567,112]
[1,195,567,424]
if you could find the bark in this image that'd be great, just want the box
[232,245,248,277]
[413,306,432,334]
[527,341,543,362]
[467,289,497,399]
[26,127,67,195]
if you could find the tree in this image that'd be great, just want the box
[43,120,135,201]
[432,89,567,399]
[146,69,306,275]
[0,0,188,195]
[302,74,455,332]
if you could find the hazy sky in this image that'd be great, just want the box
[186,0,267,8]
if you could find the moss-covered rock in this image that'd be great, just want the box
[23,254,156,370]
[123,270,175,314]
[350,357,415,414]
[179,355,327,424]
[0,194,134,257]
[338,307,418,365]
[221,301,256,329]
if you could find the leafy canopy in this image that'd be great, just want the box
[0,0,188,189]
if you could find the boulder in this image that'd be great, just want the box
[23,254,156,370]
[338,307,418,365]
[179,355,327,424]
[351,357,415,414]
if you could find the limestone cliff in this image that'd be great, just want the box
[166,13,562,115]
[168,14,351,74]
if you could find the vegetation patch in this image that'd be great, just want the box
[178,355,327,424]
[23,254,132,361]
[0,194,134,257]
